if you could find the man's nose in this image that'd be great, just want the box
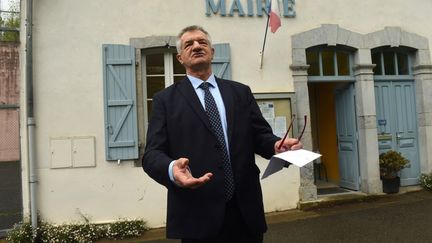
[191,41,202,50]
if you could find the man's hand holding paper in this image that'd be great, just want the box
[262,149,322,179]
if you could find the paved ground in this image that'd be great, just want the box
[112,189,432,243]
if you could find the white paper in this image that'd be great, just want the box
[258,102,275,119]
[273,116,287,138]
[261,149,322,179]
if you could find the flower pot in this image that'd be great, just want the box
[382,176,400,194]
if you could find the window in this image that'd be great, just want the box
[143,49,186,117]
[306,46,354,78]
[371,48,412,76]
[102,43,231,161]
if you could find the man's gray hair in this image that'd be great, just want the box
[176,25,212,53]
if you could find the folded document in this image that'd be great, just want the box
[261,149,322,179]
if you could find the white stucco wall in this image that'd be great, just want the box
[19,0,432,228]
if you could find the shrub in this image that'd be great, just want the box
[5,221,35,243]
[6,219,147,243]
[379,150,409,179]
[38,222,103,243]
[420,172,432,190]
[105,219,147,240]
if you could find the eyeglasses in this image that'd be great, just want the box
[277,115,307,150]
[297,115,307,141]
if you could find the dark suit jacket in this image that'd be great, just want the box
[142,77,279,239]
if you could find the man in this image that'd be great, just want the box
[142,25,302,243]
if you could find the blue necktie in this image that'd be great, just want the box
[200,82,234,201]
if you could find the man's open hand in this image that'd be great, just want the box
[173,158,213,188]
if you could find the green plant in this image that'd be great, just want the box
[6,218,147,243]
[5,221,35,243]
[0,0,20,42]
[379,150,409,179]
[38,222,103,243]
[420,172,432,190]
[105,219,148,240]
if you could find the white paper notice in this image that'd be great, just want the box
[261,149,322,179]
[274,116,287,138]
[258,102,275,119]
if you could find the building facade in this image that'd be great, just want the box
[19,0,432,228]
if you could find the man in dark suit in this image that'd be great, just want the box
[142,25,301,243]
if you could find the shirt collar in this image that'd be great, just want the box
[187,74,217,90]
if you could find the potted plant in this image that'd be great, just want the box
[379,150,410,193]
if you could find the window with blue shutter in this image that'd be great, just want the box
[212,43,231,79]
[101,42,231,161]
[102,44,139,161]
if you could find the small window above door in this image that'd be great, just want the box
[371,47,413,76]
[306,46,354,79]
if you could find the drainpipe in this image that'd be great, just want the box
[25,0,37,230]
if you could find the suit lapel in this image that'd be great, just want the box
[176,77,213,133]
[216,78,235,147]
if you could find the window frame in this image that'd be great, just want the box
[140,48,185,135]
[371,47,414,80]
[306,45,356,82]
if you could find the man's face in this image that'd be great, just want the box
[177,30,214,71]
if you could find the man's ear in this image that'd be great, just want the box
[211,47,215,59]
[176,53,183,64]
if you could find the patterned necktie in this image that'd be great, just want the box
[200,82,235,201]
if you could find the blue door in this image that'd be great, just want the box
[375,81,420,185]
[335,83,360,190]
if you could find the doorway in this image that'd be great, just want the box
[309,82,361,194]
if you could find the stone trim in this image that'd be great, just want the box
[366,27,429,50]
[413,65,432,75]
[289,64,310,72]
[353,64,376,76]
[129,36,177,49]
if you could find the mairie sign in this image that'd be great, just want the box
[205,0,296,17]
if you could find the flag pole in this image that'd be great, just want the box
[260,4,271,69]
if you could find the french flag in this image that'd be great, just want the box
[269,0,281,33]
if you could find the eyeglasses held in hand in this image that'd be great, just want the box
[277,115,307,150]
[297,115,307,141]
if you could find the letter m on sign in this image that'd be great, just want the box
[102,44,138,160]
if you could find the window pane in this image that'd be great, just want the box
[306,51,319,76]
[174,75,184,82]
[173,53,185,74]
[146,76,165,98]
[397,52,409,75]
[372,52,382,75]
[322,50,335,76]
[147,100,152,117]
[146,54,164,75]
[383,52,396,75]
[337,52,350,75]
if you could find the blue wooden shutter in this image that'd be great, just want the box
[212,43,231,79]
[102,44,138,160]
